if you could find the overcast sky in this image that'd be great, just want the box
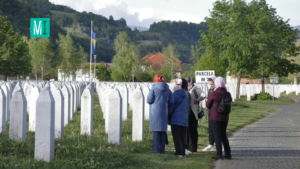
[49,0,300,28]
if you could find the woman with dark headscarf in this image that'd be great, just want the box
[168,79,190,157]
[147,74,174,154]
[185,77,206,153]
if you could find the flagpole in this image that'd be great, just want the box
[90,20,93,82]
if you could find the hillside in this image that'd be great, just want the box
[4,0,209,64]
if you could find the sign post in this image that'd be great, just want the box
[270,77,278,102]
[30,18,50,38]
[195,70,215,123]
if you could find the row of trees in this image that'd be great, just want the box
[0,15,87,81]
[196,0,300,100]
[110,31,182,82]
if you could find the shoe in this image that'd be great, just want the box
[165,144,168,150]
[212,156,223,160]
[177,155,183,157]
[202,145,214,151]
[185,149,191,155]
[224,155,232,160]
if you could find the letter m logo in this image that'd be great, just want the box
[30,18,50,38]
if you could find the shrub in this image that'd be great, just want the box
[252,92,273,100]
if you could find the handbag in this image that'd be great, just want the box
[168,98,184,125]
[193,88,204,119]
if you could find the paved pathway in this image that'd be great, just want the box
[216,98,300,169]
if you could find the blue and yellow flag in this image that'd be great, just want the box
[92,32,96,54]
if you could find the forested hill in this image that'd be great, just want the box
[2,0,209,64]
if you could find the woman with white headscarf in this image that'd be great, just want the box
[184,77,206,153]
[206,77,232,160]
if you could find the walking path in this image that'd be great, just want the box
[216,98,300,169]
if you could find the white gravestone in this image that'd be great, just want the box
[142,87,150,120]
[34,87,55,162]
[9,89,27,141]
[0,88,6,133]
[2,85,9,122]
[71,84,77,113]
[52,87,64,139]
[132,88,144,141]
[108,89,122,145]
[118,86,128,121]
[80,85,94,136]
[67,85,74,120]
[29,86,40,131]
[62,86,70,127]
[105,88,112,133]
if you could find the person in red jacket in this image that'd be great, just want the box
[206,77,232,160]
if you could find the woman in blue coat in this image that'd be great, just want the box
[147,74,174,153]
[168,78,190,157]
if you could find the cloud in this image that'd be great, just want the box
[49,0,159,28]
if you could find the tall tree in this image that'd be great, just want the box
[287,40,300,84]
[190,45,200,66]
[57,32,86,81]
[0,16,32,80]
[111,32,139,82]
[198,0,300,101]
[162,43,180,80]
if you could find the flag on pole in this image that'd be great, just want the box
[92,32,96,54]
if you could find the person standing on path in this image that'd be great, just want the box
[185,77,206,153]
[168,79,189,157]
[203,76,217,151]
[206,77,232,160]
[147,74,174,154]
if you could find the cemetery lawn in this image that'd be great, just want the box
[239,95,295,105]
[0,93,276,169]
[280,91,300,98]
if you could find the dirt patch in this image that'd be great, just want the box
[136,40,162,45]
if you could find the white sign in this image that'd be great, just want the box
[195,70,215,83]
[26,76,29,80]
[50,79,55,81]
[270,77,278,83]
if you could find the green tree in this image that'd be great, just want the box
[0,16,31,80]
[57,32,86,81]
[161,43,180,80]
[198,0,300,100]
[33,38,54,80]
[287,40,300,84]
[111,32,139,82]
[96,63,111,81]
[196,55,227,78]
[190,45,200,66]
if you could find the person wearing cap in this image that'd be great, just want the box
[203,75,217,151]
[168,78,190,157]
[184,77,206,153]
[147,74,174,154]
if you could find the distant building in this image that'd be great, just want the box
[58,63,112,81]
[226,72,269,84]
[38,74,55,80]
[141,52,182,81]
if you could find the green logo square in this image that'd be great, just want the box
[30,18,50,38]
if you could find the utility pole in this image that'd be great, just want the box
[94,55,96,82]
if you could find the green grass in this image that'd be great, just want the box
[0,92,277,169]
[239,95,295,105]
[280,91,300,98]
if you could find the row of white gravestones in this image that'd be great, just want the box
[0,80,89,162]
[95,81,149,143]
